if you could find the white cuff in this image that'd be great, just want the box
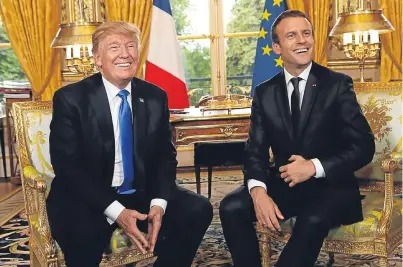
[247,179,267,193]
[104,200,126,225]
[311,158,326,178]
[150,198,167,214]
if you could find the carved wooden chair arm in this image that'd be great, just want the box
[376,156,400,238]
[23,166,47,192]
[22,166,58,260]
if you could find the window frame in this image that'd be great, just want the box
[0,15,12,48]
[176,0,259,101]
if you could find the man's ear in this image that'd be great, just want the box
[272,42,281,55]
[93,51,102,69]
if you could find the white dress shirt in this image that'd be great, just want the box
[102,77,167,224]
[248,62,326,192]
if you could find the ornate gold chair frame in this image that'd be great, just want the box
[13,101,153,266]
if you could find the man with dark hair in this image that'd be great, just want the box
[219,10,375,267]
[271,10,314,44]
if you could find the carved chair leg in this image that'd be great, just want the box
[260,232,270,267]
[378,256,388,267]
[29,240,41,267]
[327,252,335,267]
[30,247,39,267]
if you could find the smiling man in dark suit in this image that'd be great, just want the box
[46,21,213,267]
[219,10,375,267]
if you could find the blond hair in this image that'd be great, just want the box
[92,21,141,54]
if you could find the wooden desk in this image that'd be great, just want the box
[170,109,251,147]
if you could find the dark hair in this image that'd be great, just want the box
[271,10,314,44]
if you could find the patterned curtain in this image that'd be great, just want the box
[0,0,61,100]
[105,0,153,77]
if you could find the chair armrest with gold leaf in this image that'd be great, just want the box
[23,166,58,261]
[375,156,400,242]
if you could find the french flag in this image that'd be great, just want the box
[145,0,189,109]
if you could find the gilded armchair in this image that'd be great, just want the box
[257,81,402,267]
[13,101,154,266]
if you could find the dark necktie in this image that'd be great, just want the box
[117,90,135,194]
[290,77,302,140]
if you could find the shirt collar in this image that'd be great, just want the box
[102,77,132,102]
[284,61,312,85]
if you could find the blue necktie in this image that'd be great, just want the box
[117,90,135,194]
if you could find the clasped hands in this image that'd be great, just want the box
[116,205,163,254]
[279,155,316,187]
[251,155,315,231]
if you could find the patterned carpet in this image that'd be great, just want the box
[0,173,402,266]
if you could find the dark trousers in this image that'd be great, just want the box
[56,186,213,267]
[219,178,355,267]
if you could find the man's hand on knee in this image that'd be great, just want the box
[117,208,149,254]
[251,187,284,232]
[146,206,163,253]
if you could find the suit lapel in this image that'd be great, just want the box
[131,79,146,180]
[88,73,115,176]
[299,63,320,138]
[275,71,293,140]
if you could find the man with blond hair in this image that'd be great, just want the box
[47,21,213,267]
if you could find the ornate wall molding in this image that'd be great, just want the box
[328,58,379,70]
[354,81,402,92]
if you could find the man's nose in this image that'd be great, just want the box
[296,33,307,43]
[119,47,130,57]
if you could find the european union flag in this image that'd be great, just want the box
[251,0,287,96]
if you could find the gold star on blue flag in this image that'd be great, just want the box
[251,0,287,96]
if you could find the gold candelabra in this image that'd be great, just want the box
[339,32,380,82]
[64,44,97,76]
[330,7,394,82]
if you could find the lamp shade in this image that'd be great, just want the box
[51,0,105,48]
[51,23,101,48]
[330,9,395,36]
